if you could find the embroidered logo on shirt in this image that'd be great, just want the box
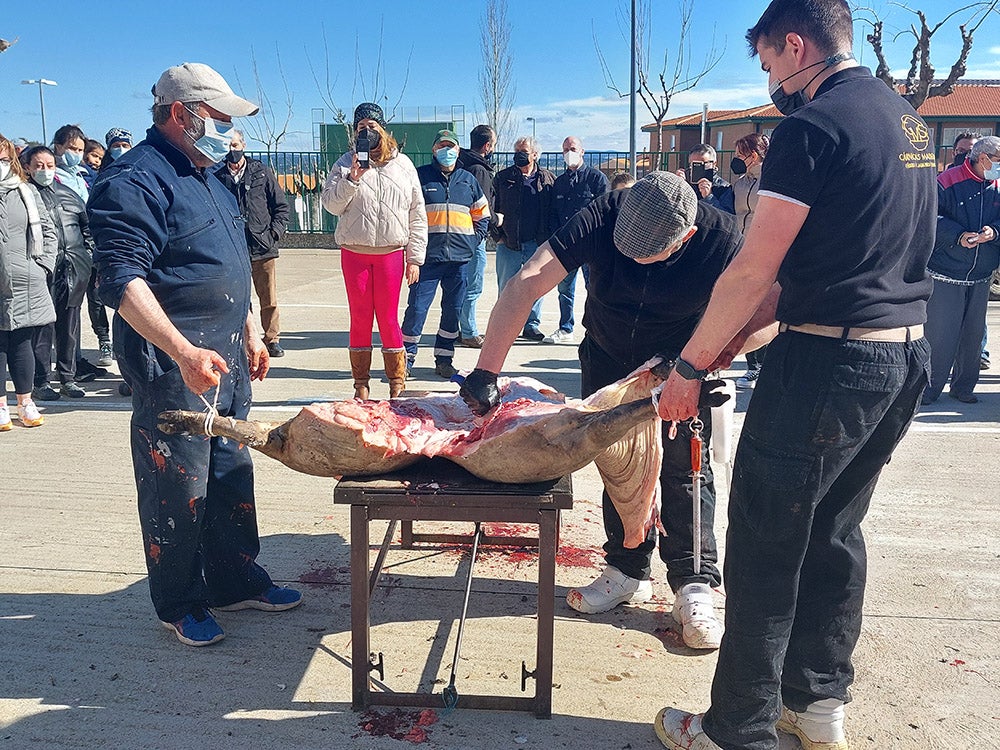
[901,114,930,152]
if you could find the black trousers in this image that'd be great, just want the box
[86,267,110,344]
[579,335,721,592]
[701,331,929,750]
[0,327,36,395]
[33,304,82,386]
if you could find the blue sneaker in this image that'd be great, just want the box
[160,610,225,647]
[215,585,302,612]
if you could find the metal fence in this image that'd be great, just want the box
[247,150,714,234]
[251,144,961,234]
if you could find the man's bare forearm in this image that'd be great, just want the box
[118,278,195,362]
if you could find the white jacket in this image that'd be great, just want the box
[321,150,427,265]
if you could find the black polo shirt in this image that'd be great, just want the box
[759,66,936,328]
[548,191,742,367]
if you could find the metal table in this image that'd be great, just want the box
[333,457,573,718]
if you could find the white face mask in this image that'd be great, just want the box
[0,161,10,181]
[564,150,584,169]
[184,107,235,164]
[31,168,56,187]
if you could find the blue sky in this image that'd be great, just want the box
[2,0,998,152]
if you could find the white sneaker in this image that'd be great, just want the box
[0,404,11,432]
[672,582,723,649]
[542,329,574,344]
[776,699,848,749]
[17,400,44,427]
[654,708,721,749]
[566,565,653,613]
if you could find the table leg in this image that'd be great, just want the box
[401,518,414,548]
[535,508,557,719]
[350,504,371,710]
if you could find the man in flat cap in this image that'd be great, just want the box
[88,62,301,648]
[461,171,744,650]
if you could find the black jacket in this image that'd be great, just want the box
[36,180,94,308]
[491,164,556,250]
[215,158,290,261]
[457,147,496,234]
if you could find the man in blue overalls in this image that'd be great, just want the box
[88,63,301,647]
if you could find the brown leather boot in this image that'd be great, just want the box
[349,348,372,400]
[382,348,407,398]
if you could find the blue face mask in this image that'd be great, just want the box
[434,145,459,168]
[985,160,1000,182]
[184,106,234,164]
[109,146,128,160]
[58,150,83,169]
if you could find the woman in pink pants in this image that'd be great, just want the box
[321,102,427,398]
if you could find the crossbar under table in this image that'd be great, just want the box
[334,457,573,718]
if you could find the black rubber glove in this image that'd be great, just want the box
[460,368,501,416]
[699,378,731,409]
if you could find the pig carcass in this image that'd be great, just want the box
[158,365,666,547]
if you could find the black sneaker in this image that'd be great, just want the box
[119,381,133,397]
[519,327,545,342]
[60,382,86,398]
[76,359,108,382]
[32,385,61,401]
[266,342,285,358]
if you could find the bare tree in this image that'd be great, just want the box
[306,22,350,132]
[479,0,517,150]
[858,1,999,109]
[234,45,294,161]
[595,0,724,169]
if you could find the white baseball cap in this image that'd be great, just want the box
[152,62,259,117]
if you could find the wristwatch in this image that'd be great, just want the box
[673,357,709,381]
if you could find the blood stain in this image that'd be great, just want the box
[356,708,437,743]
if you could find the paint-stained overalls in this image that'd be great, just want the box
[88,126,273,623]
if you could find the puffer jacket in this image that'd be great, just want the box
[321,149,427,265]
[930,160,1000,283]
[36,180,94,308]
[0,180,58,330]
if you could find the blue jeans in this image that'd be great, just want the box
[401,260,469,364]
[701,330,929,750]
[556,269,578,333]
[579,335,721,591]
[495,241,543,332]
[459,240,487,338]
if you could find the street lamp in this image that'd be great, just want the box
[21,78,58,144]
[526,116,536,140]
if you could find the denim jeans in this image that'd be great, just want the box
[495,241,543,332]
[701,330,930,750]
[580,335,721,591]
[459,240,487,338]
[401,260,469,364]
[556,268,579,333]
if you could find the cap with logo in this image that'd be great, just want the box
[152,63,259,117]
[433,129,460,148]
[613,171,698,260]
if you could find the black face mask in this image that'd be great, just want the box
[730,157,748,176]
[513,151,531,168]
[357,127,381,151]
[226,149,244,165]
[953,151,969,167]
[768,52,853,116]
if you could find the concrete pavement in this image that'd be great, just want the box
[1,248,998,749]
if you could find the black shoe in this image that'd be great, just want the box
[981,356,991,371]
[949,391,979,404]
[266,342,285,358]
[434,361,457,379]
[60,382,86,398]
[118,381,133,397]
[519,327,544,342]
[76,359,108,382]
[32,385,61,401]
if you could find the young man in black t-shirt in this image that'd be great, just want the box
[653,2,935,749]
[461,171,744,651]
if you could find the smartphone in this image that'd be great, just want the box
[356,136,370,170]
[689,162,715,185]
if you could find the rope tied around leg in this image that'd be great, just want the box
[197,386,221,438]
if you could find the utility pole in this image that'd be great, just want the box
[21,79,58,144]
